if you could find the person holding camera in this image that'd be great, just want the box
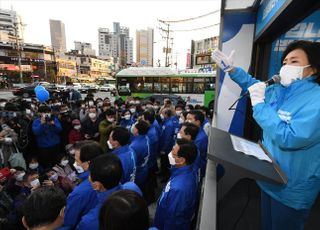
[32,105,62,169]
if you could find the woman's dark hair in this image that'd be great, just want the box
[281,40,320,84]
[111,126,130,146]
[99,189,149,230]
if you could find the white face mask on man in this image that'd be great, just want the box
[279,64,310,87]
[168,151,176,165]
[107,140,113,150]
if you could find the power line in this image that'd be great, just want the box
[158,10,220,24]
[169,23,220,32]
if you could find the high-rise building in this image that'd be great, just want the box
[0,8,24,43]
[49,19,67,52]
[98,22,133,67]
[74,41,96,56]
[136,28,154,66]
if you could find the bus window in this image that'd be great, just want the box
[143,77,153,92]
[161,77,170,93]
[154,77,161,93]
[133,77,144,91]
[184,78,193,93]
[205,77,215,90]
[171,77,184,93]
[193,78,205,94]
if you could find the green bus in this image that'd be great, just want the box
[116,67,216,108]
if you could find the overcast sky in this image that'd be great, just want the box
[0,0,221,68]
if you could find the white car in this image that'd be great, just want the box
[99,84,116,92]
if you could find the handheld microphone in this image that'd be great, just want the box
[240,74,281,98]
[228,74,281,111]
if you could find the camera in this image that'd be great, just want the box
[45,114,55,122]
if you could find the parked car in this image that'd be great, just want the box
[12,82,59,98]
[99,84,116,92]
[117,86,131,96]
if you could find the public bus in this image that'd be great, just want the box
[115,67,216,108]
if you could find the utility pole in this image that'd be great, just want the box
[170,38,174,67]
[165,22,170,67]
[14,22,23,83]
[43,46,47,80]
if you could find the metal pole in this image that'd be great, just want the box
[14,22,23,83]
[165,23,170,67]
[43,46,47,80]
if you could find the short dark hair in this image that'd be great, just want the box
[23,187,66,229]
[111,127,130,146]
[281,40,320,84]
[163,108,173,117]
[142,110,155,124]
[38,105,50,113]
[175,104,184,110]
[89,154,123,190]
[181,122,199,140]
[73,140,91,151]
[186,104,194,110]
[80,141,104,162]
[189,110,205,125]
[176,138,198,165]
[99,190,149,230]
[135,120,149,135]
[105,108,116,116]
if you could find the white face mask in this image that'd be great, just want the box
[97,102,103,107]
[30,179,40,188]
[168,151,176,165]
[69,149,75,155]
[179,117,184,124]
[160,114,165,120]
[177,133,182,139]
[60,159,69,166]
[107,117,115,123]
[88,101,94,106]
[16,172,25,182]
[279,64,310,87]
[176,111,182,116]
[88,113,96,119]
[73,162,84,174]
[129,108,136,113]
[124,115,131,120]
[81,104,86,109]
[29,163,39,170]
[154,105,159,110]
[107,140,113,149]
[74,125,81,130]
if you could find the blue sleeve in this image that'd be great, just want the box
[229,67,260,91]
[123,182,142,196]
[51,118,62,133]
[253,102,320,149]
[160,124,174,153]
[63,192,85,228]
[32,119,45,136]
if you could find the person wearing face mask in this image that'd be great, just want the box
[79,100,88,122]
[108,127,136,183]
[0,123,19,168]
[62,141,103,229]
[81,106,100,142]
[158,108,175,181]
[99,108,116,152]
[27,156,44,175]
[76,154,142,230]
[153,139,198,230]
[186,110,208,178]
[59,104,73,152]
[32,105,62,168]
[212,40,320,230]
[128,104,138,122]
[68,119,84,144]
[173,104,184,138]
[120,110,134,131]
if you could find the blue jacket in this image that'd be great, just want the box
[112,145,136,183]
[172,116,180,137]
[194,127,208,176]
[76,182,142,230]
[120,118,135,131]
[153,120,162,137]
[63,171,98,229]
[230,67,320,210]
[153,165,198,230]
[32,117,62,148]
[130,135,150,185]
[159,117,175,154]
[147,122,160,168]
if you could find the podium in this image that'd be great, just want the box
[208,127,287,201]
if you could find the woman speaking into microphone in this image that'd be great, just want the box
[212,40,320,230]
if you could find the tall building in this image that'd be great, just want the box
[74,41,96,56]
[0,8,24,43]
[49,19,67,52]
[136,28,154,67]
[98,22,133,67]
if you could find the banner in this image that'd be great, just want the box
[215,11,255,136]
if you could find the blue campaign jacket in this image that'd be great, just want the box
[172,116,180,137]
[153,165,198,230]
[76,182,142,230]
[112,145,136,183]
[147,122,160,168]
[63,171,98,229]
[230,67,320,210]
[153,120,162,137]
[193,127,208,176]
[130,135,150,185]
[159,117,175,154]
[120,118,135,131]
[32,117,62,148]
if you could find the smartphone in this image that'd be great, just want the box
[38,174,48,184]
